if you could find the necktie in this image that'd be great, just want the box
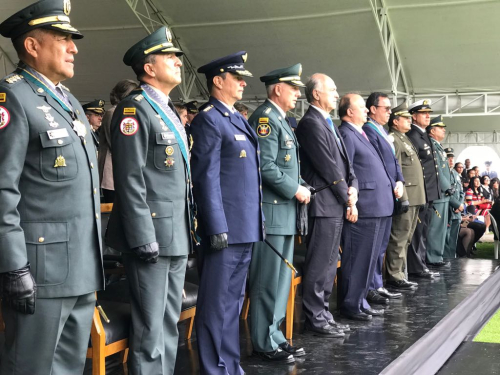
[326,117,341,147]
[362,130,370,142]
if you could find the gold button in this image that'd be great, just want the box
[95,214,99,219]
[152,213,157,217]
[259,185,262,189]
[93,188,97,194]
[83,140,87,145]
[257,151,260,155]
[258,168,261,172]
[38,237,45,243]
[57,139,63,145]
[274,200,278,204]
[90,162,94,169]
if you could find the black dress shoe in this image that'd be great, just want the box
[409,269,436,279]
[304,322,345,338]
[367,290,389,304]
[362,307,384,316]
[377,287,402,299]
[279,342,306,357]
[340,310,372,321]
[426,261,451,268]
[253,349,295,363]
[327,320,350,332]
[407,279,418,286]
[386,279,417,290]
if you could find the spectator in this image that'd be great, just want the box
[480,175,493,200]
[465,176,491,231]
[174,103,189,126]
[234,102,249,119]
[489,177,500,200]
[481,161,498,179]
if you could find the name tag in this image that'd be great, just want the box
[47,128,69,140]
[161,132,175,140]
[234,134,246,141]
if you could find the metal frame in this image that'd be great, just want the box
[123,0,208,101]
[0,45,16,78]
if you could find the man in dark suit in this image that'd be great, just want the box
[0,2,103,374]
[363,92,404,304]
[296,73,357,336]
[190,51,264,375]
[105,27,191,374]
[338,93,394,321]
[406,100,441,279]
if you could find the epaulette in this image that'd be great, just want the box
[4,74,24,85]
[60,84,70,92]
[134,94,144,102]
[264,107,272,114]
[203,105,214,112]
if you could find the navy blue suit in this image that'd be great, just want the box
[363,120,402,291]
[191,96,264,375]
[338,121,393,314]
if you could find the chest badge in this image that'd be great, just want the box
[240,150,247,158]
[285,154,291,162]
[37,105,59,128]
[165,146,175,156]
[257,123,271,138]
[54,155,67,168]
[165,157,175,168]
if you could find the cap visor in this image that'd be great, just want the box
[289,80,306,88]
[45,23,83,39]
[234,70,253,77]
[160,47,184,56]
[417,109,433,112]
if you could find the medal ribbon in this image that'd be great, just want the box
[366,120,395,155]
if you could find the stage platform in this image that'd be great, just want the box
[78,258,499,375]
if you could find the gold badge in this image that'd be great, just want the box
[242,53,247,62]
[99,100,104,107]
[64,0,71,15]
[54,155,67,168]
[189,134,194,151]
[166,27,173,43]
[0,93,6,102]
[240,150,247,158]
[257,124,271,138]
[165,146,174,156]
[123,108,136,115]
[165,157,175,167]
[285,154,291,162]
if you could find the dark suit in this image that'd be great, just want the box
[296,107,357,328]
[406,124,441,273]
[363,120,402,291]
[0,68,103,375]
[338,121,393,314]
[191,97,264,375]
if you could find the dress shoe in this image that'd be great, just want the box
[253,349,295,363]
[426,261,451,269]
[407,279,418,286]
[305,322,345,337]
[409,269,437,279]
[340,310,373,321]
[386,279,416,290]
[327,319,350,332]
[279,342,306,357]
[367,290,389,304]
[377,287,402,299]
[362,307,384,316]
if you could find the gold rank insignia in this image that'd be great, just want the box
[240,150,247,158]
[165,146,174,156]
[203,105,214,112]
[134,94,144,102]
[189,134,194,151]
[0,93,6,102]
[123,108,136,115]
[257,123,271,137]
[54,155,67,168]
[165,157,175,167]
[285,154,291,162]
[264,107,271,114]
[6,75,23,84]
[259,117,269,123]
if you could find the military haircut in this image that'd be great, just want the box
[265,83,277,98]
[206,72,227,94]
[109,79,139,105]
[12,28,45,58]
[131,53,157,81]
[366,92,389,114]
[174,103,187,112]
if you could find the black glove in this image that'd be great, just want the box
[301,182,316,197]
[445,188,456,196]
[1,264,36,315]
[393,199,410,216]
[131,242,159,263]
[210,233,228,251]
[400,200,410,214]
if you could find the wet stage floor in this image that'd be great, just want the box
[78,258,500,375]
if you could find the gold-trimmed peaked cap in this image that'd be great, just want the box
[123,26,183,67]
[83,99,106,114]
[391,101,412,118]
[408,99,433,114]
[0,0,82,40]
[429,115,445,127]
[197,51,253,79]
[260,63,305,87]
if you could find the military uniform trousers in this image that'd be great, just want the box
[426,200,450,263]
[0,292,95,375]
[444,218,461,259]
[385,206,420,281]
[122,254,187,375]
[340,216,391,314]
[302,217,343,328]
[407,205,432,274]
[249,235,293,351]
[195,241,252,375]
[369,216,392,291]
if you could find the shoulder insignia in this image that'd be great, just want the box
[5,74,23,84]
[60,84,70,92]
[134,94,144,102]
[264,107,271,114]
[120,117,139,136]
[203,105,214,112]
[0,93,6,103]
[0,106,11,129]
[123,107,136,115]
[257,123,271,138]
[259,117,269,123]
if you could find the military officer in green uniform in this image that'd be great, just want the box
[444,147,465,258]
[105,26,192,375]
[0,1,103,374]
[426,116,461,266]
[385,103,425,290]
[248,64,311,362]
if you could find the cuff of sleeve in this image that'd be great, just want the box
[123,214,156,249]
[202,209,228,236]
[0,231,28,273]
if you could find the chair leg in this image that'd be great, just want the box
[241,293,250,320]
[285,278,297,340]
[90,309,106,375]
[121,348,129,364]
[186,315,195,340]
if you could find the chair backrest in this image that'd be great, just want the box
[100,203,117,256]
[490,215,500,239]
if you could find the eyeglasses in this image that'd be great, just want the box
[375,106,392,112]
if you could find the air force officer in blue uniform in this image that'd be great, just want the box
[191,52,264,375]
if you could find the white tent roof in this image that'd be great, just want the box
[0,0,499,131]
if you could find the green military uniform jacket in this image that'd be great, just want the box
[389,129,426,207]
[105,88,191,256]
[431,138,461,209]
[449,168,465,219]
[0,70,103,298]
[249,99,300,235]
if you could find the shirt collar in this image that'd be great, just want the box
[148,84,170,104]
[267,99,287,118]
[216,99,235,113]
[413,123,426,133]
[26,65,67,97]
[310,105,331,119]
[347,121,363,134]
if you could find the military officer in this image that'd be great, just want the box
[0,1,103,374]
[83,98,105,146]
[104,26,191,375]
[444,147,465,259]
[406,99,441,279]
[248,64,310,362]
[191,51,264,375]
[385,102,425,290]
[426,116,460,267]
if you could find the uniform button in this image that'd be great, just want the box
[152,213,157,217]
[57,139,63,145]
[93,188,97,194]
[259,185,262,189]
[90,162,94,169]
[83,140,87,145]
[38,237,45,243]
[257,151,260,155]
[258,168,261,172]
[95,214,99,219]
[274,200,277,204]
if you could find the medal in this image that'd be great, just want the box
[240,150,247,158]
[165,146,174,156]
[165,157,175,167]
[72,120,87,138]
[54,155,67,168]
[285,154,291,162]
